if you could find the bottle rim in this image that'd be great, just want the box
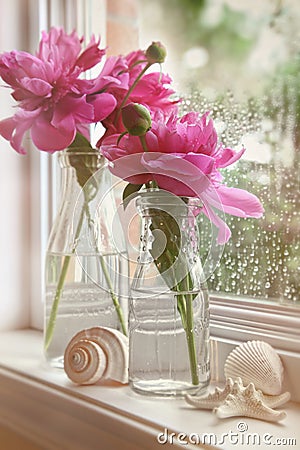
[58,150,104,168]
[135,189,202,213]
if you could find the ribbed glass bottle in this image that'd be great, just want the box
[129,191,210,397]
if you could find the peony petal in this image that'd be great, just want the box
[205,185,264,218]
[91,56,129,93]
[76,123,90,140]
[76,39,105,70]
[37,27,81,68]
[21,77,52,96]
[201,202,232,245]
[52,113,75,133]
[89,93,117,122]
[102,133,144,157]
[184,153,215,175]
[104,152,152,185]
[31,116,75,151]
[0,112,37,154]
[51,97,93,127]
[216,147,245,168]
[141,152,213,197]
[10,120,32,154]
[0,117,15,140]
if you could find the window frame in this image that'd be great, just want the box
[210,295,300,353]
[23,1,300,353]
[31,0,300,352]
[28,0,107,329]
[0,2,299,445]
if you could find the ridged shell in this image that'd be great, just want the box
[214,382,286,422]
[64,327,128,385]
[224,341,283,395]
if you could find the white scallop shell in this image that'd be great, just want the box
[224,341,283,395]
[214,382,286,422]
[64,327,128,385]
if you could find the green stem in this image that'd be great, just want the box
[174,264,199,386]
[150,214,199,385]
[139,135,149,153]
[176,293,187,329]
[84,204,127,336]
[114,62,152,125]
[44,204,86,350]
[45,191,128,351]
[184,291,199,385]
[174,270,199,386]
[98,252,128,336]
[44,255,71,350]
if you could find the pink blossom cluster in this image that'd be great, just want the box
[0,27,175,153]
[0,27,264,242]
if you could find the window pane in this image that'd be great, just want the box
[139,0,300,303]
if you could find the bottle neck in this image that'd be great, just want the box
[47,151,127,254]
[139,207,199,256]
[58,151,106,205]
[134,195,205,292]
[136,191,200,267]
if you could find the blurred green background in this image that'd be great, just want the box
[139,0,300,303]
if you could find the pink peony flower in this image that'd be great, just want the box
[101,111,264,244]
[0,27,121,153]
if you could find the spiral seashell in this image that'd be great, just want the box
[64,327,129,385]
[224,340,283,395]
[214,381,286,422]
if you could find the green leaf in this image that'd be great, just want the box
[122,183,143,210]
[150,211,181,288]
[150,211,197,298]
[67,132,93,151]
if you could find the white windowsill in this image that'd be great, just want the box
[0,330,299,450]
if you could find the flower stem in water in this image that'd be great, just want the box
[184,292,199,385]
[44,204,86,350]
[45,199,127,352]
[84,203,127,336]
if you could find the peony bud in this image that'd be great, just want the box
[121,103,152,136]
[145,41,167,64]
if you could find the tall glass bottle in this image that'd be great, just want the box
[129,191,210,397]
[44,149,128,367]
